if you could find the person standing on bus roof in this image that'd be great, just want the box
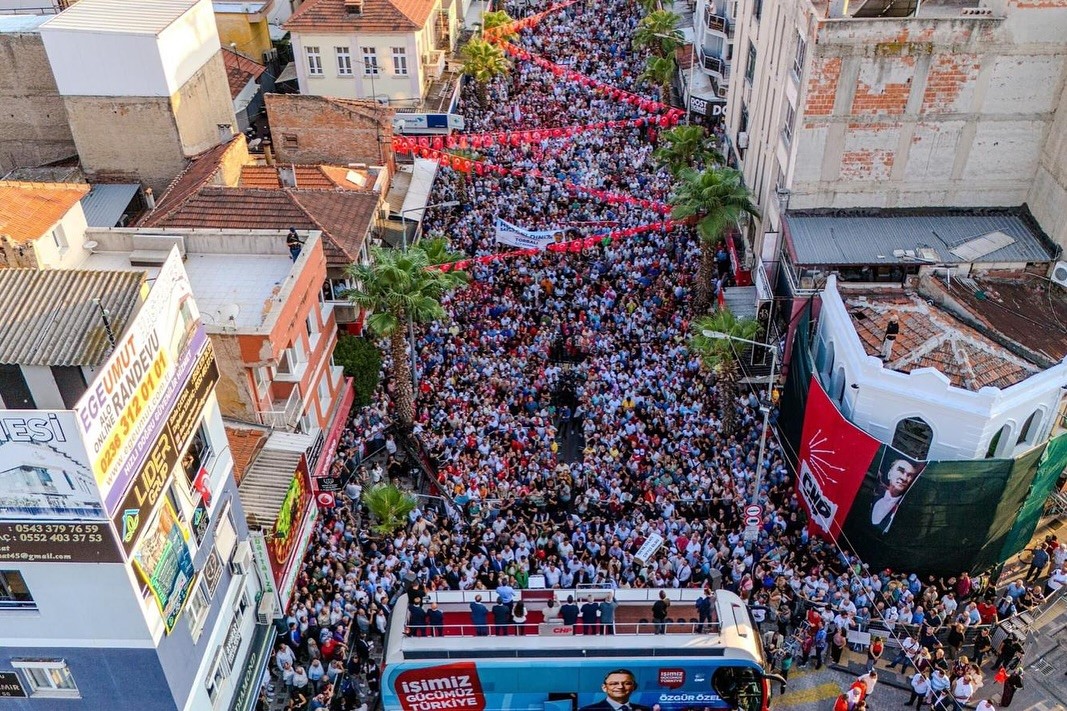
[492,598,512,636]
[469,594,489,636]
[581,596,600,635]
[696,589,714,632]
[652,591,670,634]
[561,595,580,631]
[600,593,619,635]
[427,602,444,637]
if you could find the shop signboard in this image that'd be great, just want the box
[0,672,25,698]
[265,455,313,606]
[131,499,197,633]
[0,412,121,563]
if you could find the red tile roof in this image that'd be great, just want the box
[141,138,241,226]
[283,0,436,33]
[225,426,268,486]
[222,48,266,100]
[0,181,89,243]
[843,289,1039,391]
[240,165,374,191]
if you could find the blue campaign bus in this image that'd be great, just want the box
[380,589,779,711]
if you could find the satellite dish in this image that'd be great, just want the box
[83,241,99,252]
[218,303,241,323]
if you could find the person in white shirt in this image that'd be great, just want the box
[952,675,974,706]
[1045,564,1067,594]
[905,671,929,707]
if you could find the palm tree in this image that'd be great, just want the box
[653,125,725,177]
[461,38,510,109]
[670,167,759,313]
[344,245,469,426]
[689,311,760,437]
[637,0,660,12]
[641,55,678,104]
[633,10,682,57]
[482,9,517,42]
[362,483,417,536]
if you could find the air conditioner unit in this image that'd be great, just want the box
[378,206,391,220]
[737,131,749,149]
[717,83,729,98]
[1051,261,1067,288]
[230,539,253,576]
[257,593,277,625]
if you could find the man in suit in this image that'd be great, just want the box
[492,598,512,636]
[578,669,650,711]
[469,594,489,636]
[427,602,444,637]
[580,596,600,635]
[560,595,580,631]
[868,458,924,534]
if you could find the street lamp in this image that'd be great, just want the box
[652,32,694,125]
[398,199,460,389]
[702,329,778,507]
[400,200,460,249]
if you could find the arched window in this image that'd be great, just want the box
[1017,409,1043,447]
[892,417,933,460]
[985,423,1011,459]
[818,340,835,386]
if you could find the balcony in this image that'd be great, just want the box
[701,49,730,85]
[704,12,730,36]
[257,384,303,430]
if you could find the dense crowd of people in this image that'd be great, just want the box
[259,0,1066,709]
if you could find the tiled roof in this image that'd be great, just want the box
[283,0,436,33]
[0,269,143,366]
[290,190,380,261]
[0,181,90,243]
[240,165,374,190]
[221,48,266,100]
[147,186,380,263]
[843,290,1039,391]
[140,138,240,226]
[225,426,268,486]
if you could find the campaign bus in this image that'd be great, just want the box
[380,588,778,711]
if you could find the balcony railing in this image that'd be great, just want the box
[704,12,730,35]
[257,385,303,430]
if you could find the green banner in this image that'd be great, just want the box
[842,448,1015,575]
[778,301,813,462]
[999,433,1067,560]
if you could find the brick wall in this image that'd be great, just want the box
[850,56,916,116]
[921,53,982,114]
[803,57,842,116]
[266,94,396,169]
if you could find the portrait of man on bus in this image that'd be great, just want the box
[579,669,650,711]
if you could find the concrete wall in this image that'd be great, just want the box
[291,29,423,102]
[728,0,1067,253]
[815,276,1067,460]
[0,31,76,174]
[65,53,236,193]
[30,200,89,269]
[1029,66,1067,250]
[265,93,395,167]
[215,12,273,62]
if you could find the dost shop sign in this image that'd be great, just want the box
[113,348,219,555]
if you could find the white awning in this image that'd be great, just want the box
[398,158,440,222]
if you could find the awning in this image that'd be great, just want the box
[81,183,140,227]
[398,158,440,221]
[276,61,298,83]
[236,431,313,531]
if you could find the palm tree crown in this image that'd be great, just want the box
[653,125,725,177]
[641,54,678,104]
[633,10,683,57]
[362,483,417,536]
[482,10,517,41]
[344,245,468,425]
[689,310,761,436]
[462,38,510,108]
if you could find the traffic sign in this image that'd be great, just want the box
[745,504,762,518]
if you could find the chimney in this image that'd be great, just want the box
[144,187,156,210]
[344,0,363,14]
[881,318,899,361]
[218,123,234,143]
[828,0,849,17]
[264,143,275,166]
[279,164,297,188]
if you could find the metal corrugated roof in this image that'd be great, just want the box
[237,447,304,531]
[81,183,139,227]
[0,269,144,366]
[785,210,1056,266]
[41,0,199,34]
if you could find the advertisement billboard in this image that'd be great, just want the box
[132,498,197,633]
[265,455,314,607]
[74,248,203,511]
[381,660,759,711]
[0,411,122,563]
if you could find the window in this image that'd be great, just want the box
[1017,409,1043,447]
[282,133,298,149]
[306,311,320,339]
[361,47,379,75]
[50,226,68,252]
[305,46,322,76]
[318,370,331,409]
[253,365,269,394]
[739,103,750,133]
[892,417,933,460]
[0,570,34,610]
[0,364,35,409]
[181,423,214,490]
[781,101,796,147]
[745,41,757,84]
[11,660,78,698]
[205,649,228,702]
[753,0,763,21]
[335,47,352,75]
[392,47,408,75]
[792,34,807,82]
[986,424,1011,459]
[186,579,211,641]
[51,365,87,408]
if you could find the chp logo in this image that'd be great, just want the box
[394,662,485,711]
[799,426,844,533]
[316,492,336,509]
